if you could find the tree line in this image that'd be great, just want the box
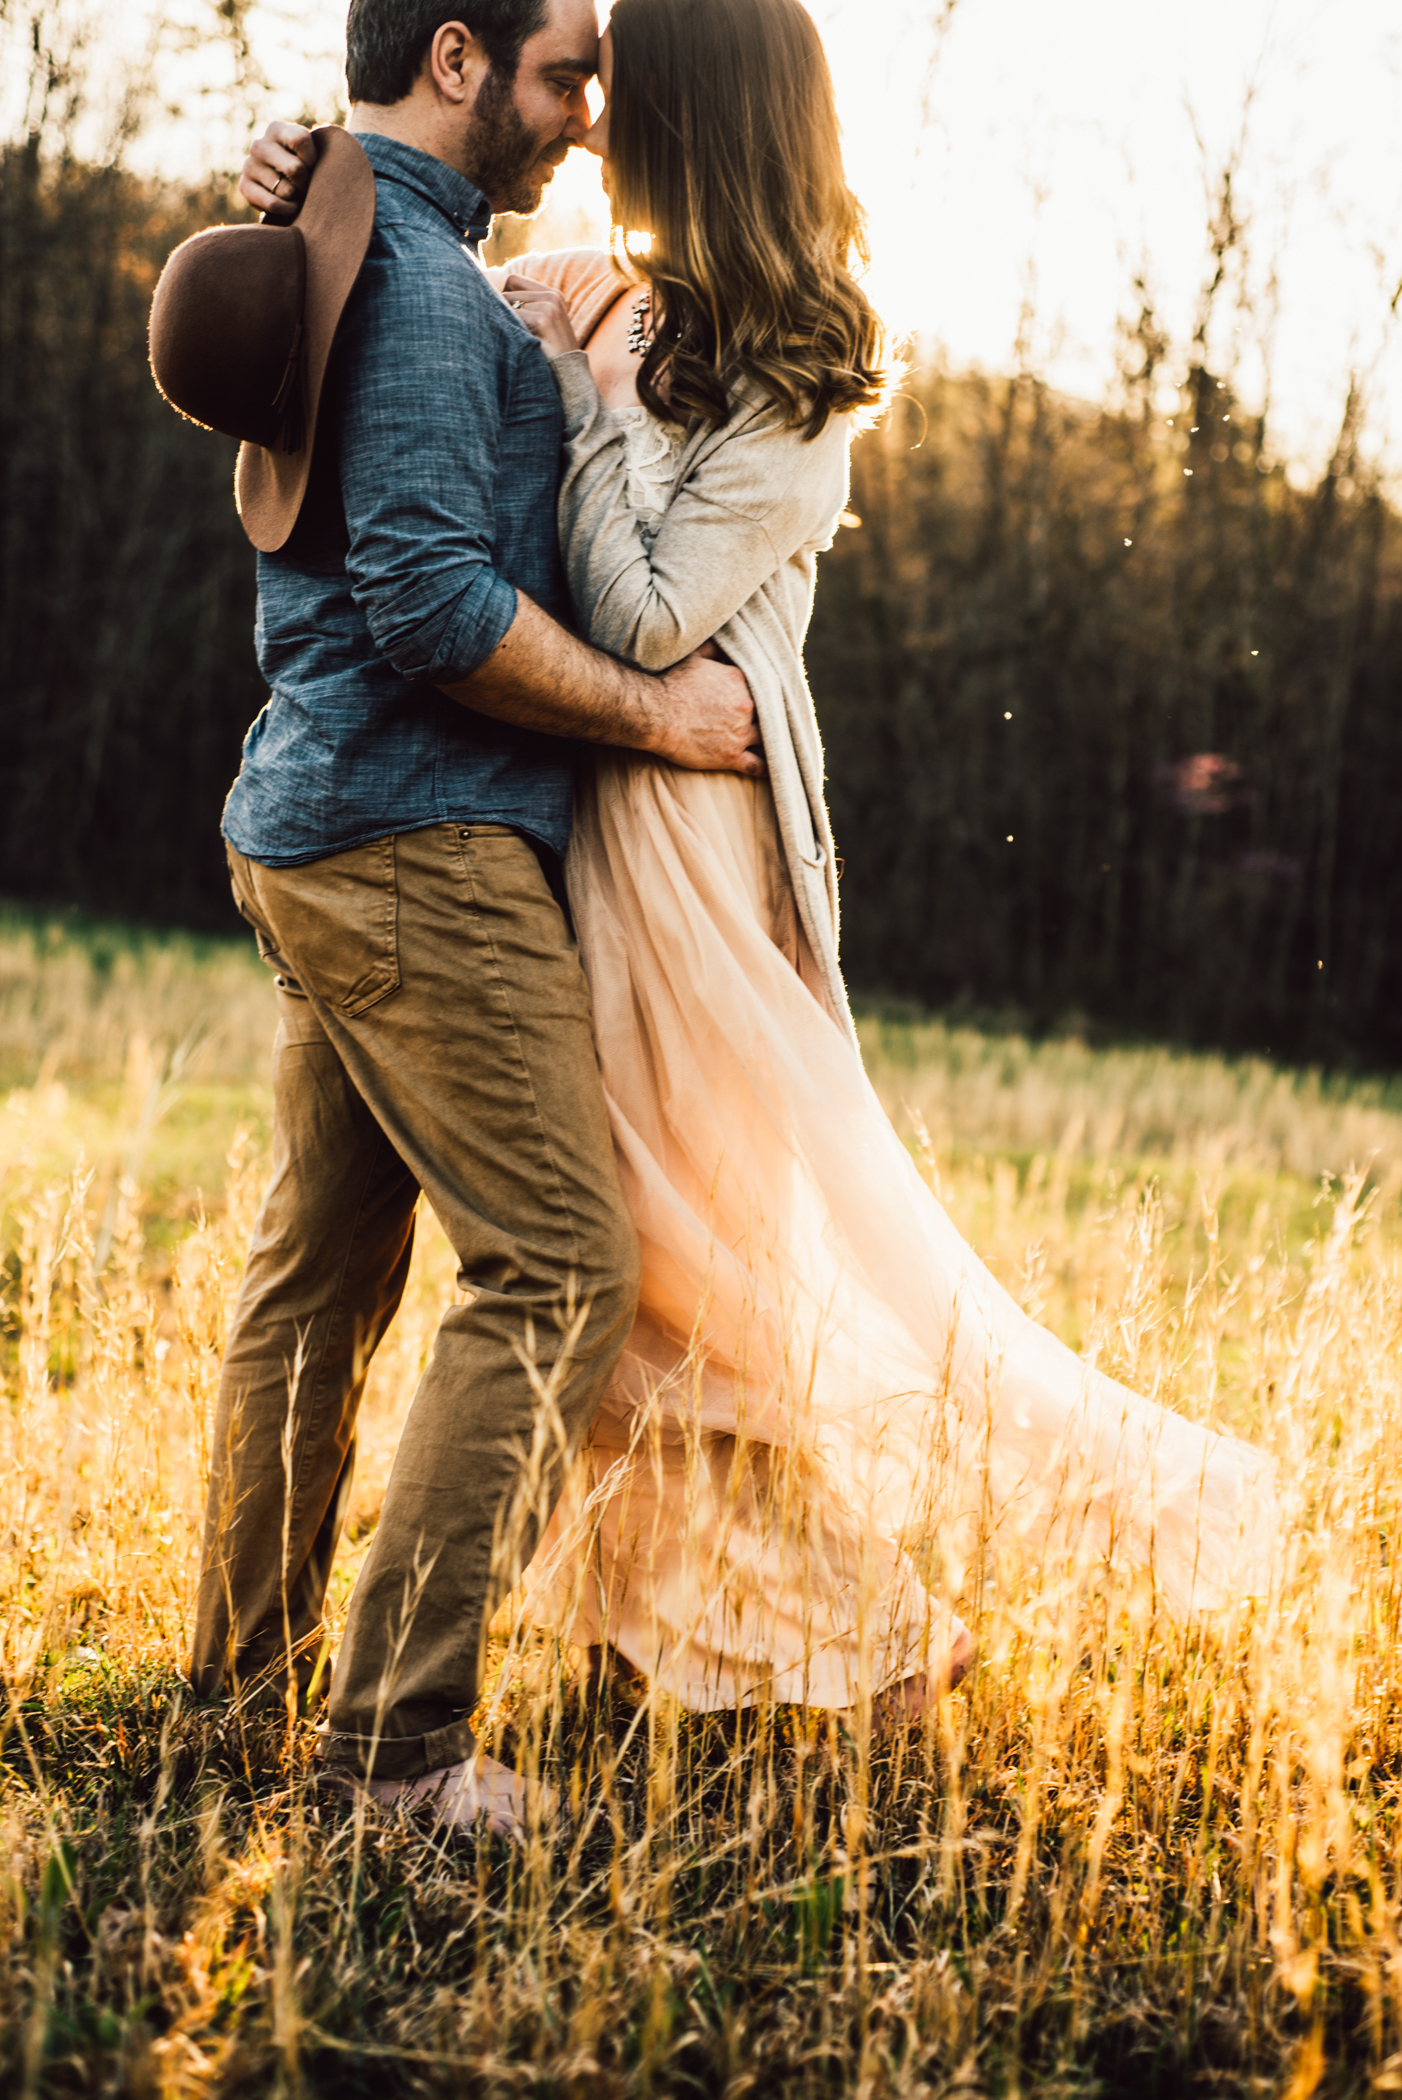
[3,147,1400,1065]
[814,347,1402,1063]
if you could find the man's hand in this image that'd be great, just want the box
[440,597,763,777]
[240,120,316,221]
[652,651,764,776]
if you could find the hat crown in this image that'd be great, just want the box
[150,222,307,450]
[147,127,376,552]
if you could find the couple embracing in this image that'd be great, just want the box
[153,0,1278,1841]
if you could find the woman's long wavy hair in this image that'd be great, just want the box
[606,0,890,437]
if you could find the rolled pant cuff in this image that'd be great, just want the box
[317,1717,478,1782]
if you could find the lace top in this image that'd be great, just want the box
[615,406,688,545]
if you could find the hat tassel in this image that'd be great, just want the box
[272,321,307,454]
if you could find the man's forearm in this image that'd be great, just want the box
[438,592,763,777]
[437,594,663,750]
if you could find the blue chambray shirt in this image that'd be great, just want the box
[222,133,575,867]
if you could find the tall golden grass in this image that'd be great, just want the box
[3,913,1401,2095]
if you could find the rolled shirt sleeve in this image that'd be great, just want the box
[334,225,521,683]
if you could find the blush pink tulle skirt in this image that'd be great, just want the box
[520,756,1279,1710]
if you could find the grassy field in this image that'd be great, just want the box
[4,908,1402,2096]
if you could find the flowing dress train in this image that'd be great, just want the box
[521,407,1278,1711]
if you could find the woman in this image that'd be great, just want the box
[242,0,1277,1721]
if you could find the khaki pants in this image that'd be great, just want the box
[190,822,640,1779]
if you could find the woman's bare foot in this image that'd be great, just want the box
[358,1753,546,1842]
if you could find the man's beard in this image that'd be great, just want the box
[463,65,563,215]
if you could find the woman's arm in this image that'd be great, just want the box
[547,354,851,671]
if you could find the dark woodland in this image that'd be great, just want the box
[4,147,1400,1065]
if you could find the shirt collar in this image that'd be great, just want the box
[356,131,494,249]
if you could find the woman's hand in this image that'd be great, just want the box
[501,274,580,360]
[239,121,316,222]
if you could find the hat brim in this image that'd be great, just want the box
[236,128,376,554]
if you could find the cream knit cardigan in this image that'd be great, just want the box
[492,247,859,1050]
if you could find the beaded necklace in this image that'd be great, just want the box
[625,288,652,356]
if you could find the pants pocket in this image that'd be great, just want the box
[257,835,402,1019]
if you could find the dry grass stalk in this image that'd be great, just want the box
[3,928,1402,2093]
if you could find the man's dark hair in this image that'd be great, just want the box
[346,0,549,104]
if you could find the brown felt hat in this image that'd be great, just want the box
[149,127,376,553]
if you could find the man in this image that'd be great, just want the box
[191,0,759,1837]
